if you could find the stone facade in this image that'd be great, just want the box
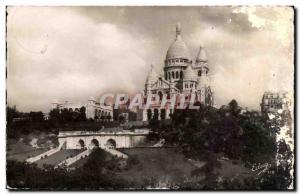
[57,129,149,149]
[261,91,291,114]
[51,97,113,121]
[140,23,214,121]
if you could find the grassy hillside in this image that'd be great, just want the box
[118,148,197,186]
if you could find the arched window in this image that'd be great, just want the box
[176,71,179,78]
[180,71,183,79]
[172,72,175,79]
[91,139,99,148]
[168,72,171,80]
[106,139,116,149]
[78,139,85,148]
[198,70,202,76]
[158,91,163,101]
[147,109,152,120]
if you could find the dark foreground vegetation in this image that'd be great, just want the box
[6,100,294,190]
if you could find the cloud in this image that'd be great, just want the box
[7,6,294,112]
[7,7,149,112]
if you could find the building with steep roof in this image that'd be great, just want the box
[138,23,214,121]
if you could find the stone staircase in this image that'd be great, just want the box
[103,147,128,159]
[26,141,65,163]
[56,147,128,168]
[57,149,93,167]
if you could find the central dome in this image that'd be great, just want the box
[166,23,191,60]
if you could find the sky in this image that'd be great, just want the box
[6,6,294,112]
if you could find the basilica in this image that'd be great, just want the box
[138,23,214,121]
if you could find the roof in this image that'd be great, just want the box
[166,23,191,60]
[196,46,208,63]
[183,65,197,81]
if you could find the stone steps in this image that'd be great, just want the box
[26,141,65,163]
[56,149,93,167]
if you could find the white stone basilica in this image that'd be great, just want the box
[139,23,214,121]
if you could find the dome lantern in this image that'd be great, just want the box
[165,23,191,62]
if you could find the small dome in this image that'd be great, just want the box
[196,46,208,63]
[183,65,197,81]
[166,23,191,60]
[146,65,158,84]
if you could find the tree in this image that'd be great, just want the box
[6,106,18,126]
[79,107,86,121]
[228,99,240,116]
[29,111,44,122]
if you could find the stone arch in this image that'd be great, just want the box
[106,139,116,149]
[198,70,202,76]
[78,139,85,149]
[160,109,166,120]
[90,139,99,148]
[153,109,159,120]
[172,72,175,79]
[158,91,163,101]
[147,109,152,121]
[176,71,179,78]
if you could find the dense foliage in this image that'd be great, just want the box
[154,99,293,190]
[6,99,294,190]
[7,149,130,190]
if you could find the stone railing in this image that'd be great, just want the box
[26,141,65,163]
[57,149,92,167]
[58,128,150,137]
[103,147,128,159]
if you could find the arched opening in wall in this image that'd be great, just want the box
[107,112,112,121]
[168,72,171,80]
[78,139,85,149]
[106,139,116,149]
[147,109,152,121]
[158,91,163,101]
[172,72,175,79]
[160,109,166,120]
[198,70,202,76]
[153,109,159,120]
[91,139,99,148]
[176,71,179,79]
[180,71,183,79]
